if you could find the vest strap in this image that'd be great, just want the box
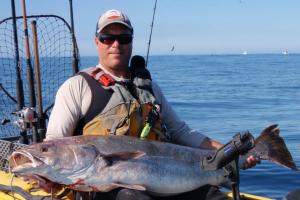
[74,71,113,135]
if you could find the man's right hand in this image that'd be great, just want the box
[33,178,62,194]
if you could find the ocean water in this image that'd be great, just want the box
[81,54,300,199]
[147,54,300,199]
[1,54,300,199]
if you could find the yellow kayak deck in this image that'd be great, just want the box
[0,170,73,200]
[226,191,274,200]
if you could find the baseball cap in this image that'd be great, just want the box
[96,9,133,35]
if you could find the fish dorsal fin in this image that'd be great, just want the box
[102,150,146,162]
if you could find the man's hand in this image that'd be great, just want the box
[30,178,62,194]
[244,155,261,169]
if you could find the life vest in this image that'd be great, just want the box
[75,61,165,141]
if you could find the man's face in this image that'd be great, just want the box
[95,23,133,75]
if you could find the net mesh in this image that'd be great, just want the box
[0,15,80,138]
[0,139,26,171]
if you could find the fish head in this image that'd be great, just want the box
[9,141,99,181]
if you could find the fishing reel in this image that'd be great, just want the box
[12,107,37,132]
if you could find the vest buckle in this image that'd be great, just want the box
[90,67,115,87]
[99,74,115,87]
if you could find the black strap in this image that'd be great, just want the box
[74,72,113,135]
[228,158,241,200]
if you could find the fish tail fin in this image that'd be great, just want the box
[252,124,298,170]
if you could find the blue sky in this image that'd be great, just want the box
[1,0,299,56]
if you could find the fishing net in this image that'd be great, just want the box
[0,15,80,139]
[0,139,26,171]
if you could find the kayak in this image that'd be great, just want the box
[226,191,274,200]
[0,170,73,200]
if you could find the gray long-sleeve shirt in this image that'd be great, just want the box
[46,65,207,147]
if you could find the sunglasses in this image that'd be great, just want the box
[98,34,133,45]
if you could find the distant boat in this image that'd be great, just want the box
[242,51,248,55]
[282,50,288,55]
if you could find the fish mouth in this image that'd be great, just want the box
[9,150,44,172]
[9,151,61,192]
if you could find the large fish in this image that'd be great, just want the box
[9,124,298,196]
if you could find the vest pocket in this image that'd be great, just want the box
[83,103,143,136]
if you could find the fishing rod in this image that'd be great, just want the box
[68,0,79,74]
[10,0,28,144]
[31,20,46,141]
[0,83,17,104]
[21,0,39,143]
[145,0,158,67]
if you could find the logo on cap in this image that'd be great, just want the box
[107,15,121,20]
[106,10,122,20]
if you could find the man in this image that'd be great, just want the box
[46,9,259,200]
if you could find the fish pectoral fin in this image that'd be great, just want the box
[103,151,146,162]
[111,183,146,191]
[98,183,146,192]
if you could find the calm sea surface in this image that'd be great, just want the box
[150,54,300,199]
[81,54,300,199]
[2,54,300,199]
